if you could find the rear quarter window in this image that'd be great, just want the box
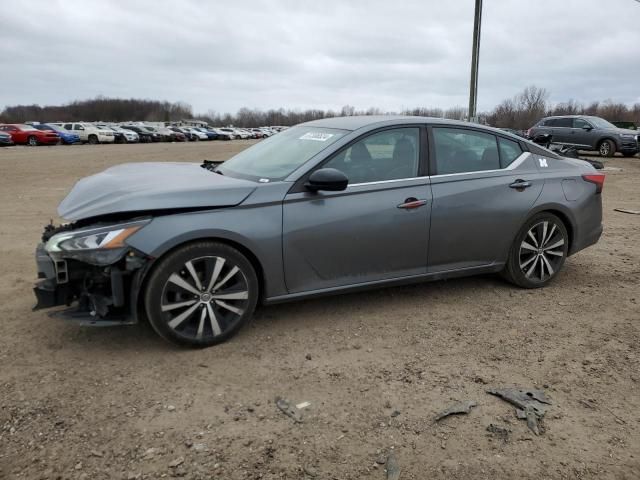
[498,137,523,168]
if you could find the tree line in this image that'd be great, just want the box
[0,97,193,124]
[1,87,639,129]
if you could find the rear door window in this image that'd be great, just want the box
[556,118,572,128]
[433,128,500,175]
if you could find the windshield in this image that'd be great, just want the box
[17,124,38,131]
[217,126,348,181]
[587,117,616,129]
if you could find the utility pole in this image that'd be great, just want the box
[468,0,483,123]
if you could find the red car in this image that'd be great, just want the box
[0,124,59,146]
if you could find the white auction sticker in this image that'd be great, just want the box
[299,132,334,142]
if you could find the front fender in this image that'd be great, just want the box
[125,204,287,298]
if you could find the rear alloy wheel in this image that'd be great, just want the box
[502,213,568,288]
[598,139,615,157]
[27,135,38,146]
[145,242,258,347]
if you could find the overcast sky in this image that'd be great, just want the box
[2,0,639,114]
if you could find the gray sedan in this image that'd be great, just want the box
[34,116,605,347]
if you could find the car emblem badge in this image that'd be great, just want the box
[539,158,548,168]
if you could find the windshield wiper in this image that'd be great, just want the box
[201,159,223,173]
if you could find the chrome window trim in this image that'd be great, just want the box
[348,176,430,188]
[430,152,531,179]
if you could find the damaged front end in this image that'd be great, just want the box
[33,219,152,326]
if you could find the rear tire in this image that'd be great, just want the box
[27,136,38,146]
[502,213,569,288]
[144,241,259,347]
[598,139,615,157]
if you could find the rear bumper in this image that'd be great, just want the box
[569,223,603,256]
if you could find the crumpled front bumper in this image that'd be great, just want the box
[33,244,71,310]
[33,243,146,326]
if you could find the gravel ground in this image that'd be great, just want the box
[0,142,638,480]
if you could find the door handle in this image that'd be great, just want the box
[509,179,532,189]
[397,197,428,209]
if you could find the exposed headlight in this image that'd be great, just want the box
[45,220,149,264]
[47,224,144,252]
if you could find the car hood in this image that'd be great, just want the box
[58,162,257,221]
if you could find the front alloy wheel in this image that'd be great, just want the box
[145,242,258,347]
[503,213,568,288]
[598,139,615,157]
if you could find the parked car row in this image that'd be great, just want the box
[0,122,287,146]
[526,115,639,157]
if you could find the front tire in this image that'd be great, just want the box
[502,213,569,288]
[27,135,38,146]
[88,135,98,145]
[144,241,259,347]
[598,139,615,157]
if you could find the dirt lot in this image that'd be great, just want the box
[0,142,638,480]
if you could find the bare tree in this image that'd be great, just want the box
[2,88,638,128]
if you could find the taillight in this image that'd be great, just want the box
[582,173,605,194]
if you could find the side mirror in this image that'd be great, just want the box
[305,168,348,192]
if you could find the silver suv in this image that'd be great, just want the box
[528,115,639,157]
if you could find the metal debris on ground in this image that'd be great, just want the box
[434,400,477,422]
[486,423,510,441]
[614,208,640,215]
[487,388,551,435]
[275,397,305,423]
[385,451,401,480]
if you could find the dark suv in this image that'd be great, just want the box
[528,115,639,157]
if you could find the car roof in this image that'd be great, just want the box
[300,115,491,131]
[299,115,530,142]
[542,115,601,119]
